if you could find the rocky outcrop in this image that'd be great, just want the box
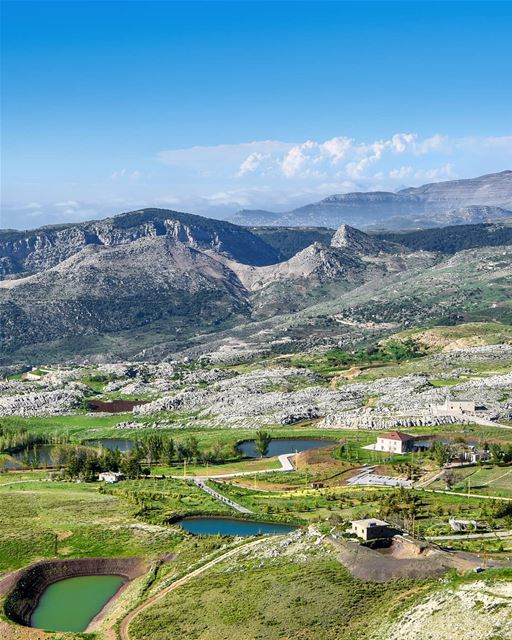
[330,224,392,254]
[4,557,146,627]
[319,413,461,430]
[0,389,83,416]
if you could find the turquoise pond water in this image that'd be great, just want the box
[31,575,125,632]
[238,438,336,458]
[178,517,297,536]
[87,438,134,452]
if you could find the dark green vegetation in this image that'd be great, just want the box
[249,225,334,259]
[374,220,512,254]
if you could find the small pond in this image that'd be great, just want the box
[238,438,336,458]
[2,444,66,469]
[179,517,297,537]
[31,575,125,632]
[87,438,135,452]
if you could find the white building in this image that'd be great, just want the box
[98,471,124,483]
[374,431,417,455]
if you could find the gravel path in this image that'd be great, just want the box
[193,479,253,513]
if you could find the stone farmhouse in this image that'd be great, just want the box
[431,398,475,417]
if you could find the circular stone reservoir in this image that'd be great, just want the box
[178,517,297,536]
[31,575,125,632]
[238,438,336,458]
[4,557,145,633]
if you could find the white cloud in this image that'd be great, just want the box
[3,134,510,229]
[389,166,413,180]
[55,200,80,208]
[111,169,141,182]
[237,152,266,176]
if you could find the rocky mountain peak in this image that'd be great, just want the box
[330,224,386,254]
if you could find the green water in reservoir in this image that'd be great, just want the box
[31,575,125,632]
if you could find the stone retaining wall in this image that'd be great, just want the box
[4,556,145,627]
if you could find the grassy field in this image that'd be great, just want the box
[0,476,232,573]
[429,464,512,498]
[130,542,434,640]
[152,457,282,476]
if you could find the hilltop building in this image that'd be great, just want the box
[431,398,475,417]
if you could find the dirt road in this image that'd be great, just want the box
[119,538,268,640]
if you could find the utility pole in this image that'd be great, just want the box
[295,449,298,472]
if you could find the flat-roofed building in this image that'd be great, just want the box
[350,518,393,541]
[431,398,475,416]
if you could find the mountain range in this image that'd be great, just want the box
[1,196,512,364]
[229,170,512,229]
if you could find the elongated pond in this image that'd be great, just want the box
[179,517,297,536]
[31,575,125,632]
[88,438,135,452]
[238,438,336,458]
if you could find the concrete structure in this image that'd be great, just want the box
[374,431,416,454]
[449,518,479,532]
[98,471,124,483]
[431,398,475,417]
[350,518,393,541]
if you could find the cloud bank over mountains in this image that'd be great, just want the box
[3,133,512,229]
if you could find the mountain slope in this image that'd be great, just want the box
[330,224,396,254]
[1,208,512,365]
[229,171,512,229]
[0,236,250,358]
[399,170,512,209]
[373,220,512,253]
[0,208,281,279]
[249,226,335,260]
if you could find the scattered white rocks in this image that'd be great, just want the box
[115,420,186,430]
[0,389,83,416]
[383,580,512,640]
[320,412,461,430]
[429,343,512,366]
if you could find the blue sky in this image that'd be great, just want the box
[2,0,512,228]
